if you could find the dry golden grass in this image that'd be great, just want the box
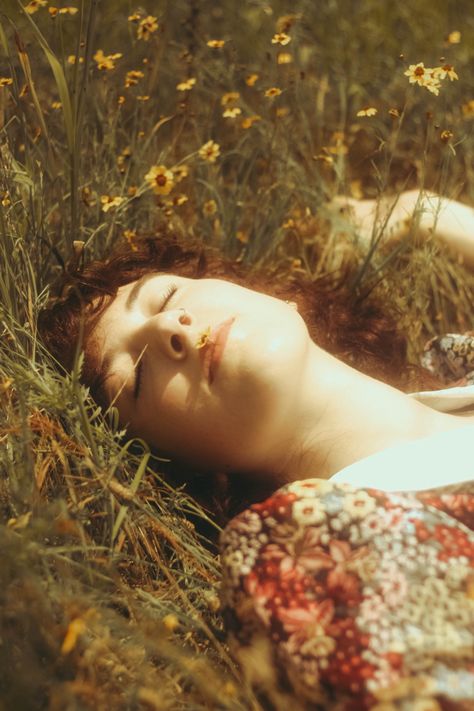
[0,1,473,708]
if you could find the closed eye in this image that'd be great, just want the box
[133,283,179,400]
[133,348,146,400]
[161,283,178,310]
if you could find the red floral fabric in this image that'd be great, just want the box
[422,333,474,386]
[220,479,474,710]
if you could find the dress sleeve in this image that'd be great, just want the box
[219,478,474,710]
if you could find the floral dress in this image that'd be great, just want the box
[422,332,474,386]
[220,336,474,711]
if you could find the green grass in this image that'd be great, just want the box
[1,1,474,708]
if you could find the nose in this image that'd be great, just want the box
[142,308,193,361]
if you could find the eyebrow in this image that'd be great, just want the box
[125,271,163,310]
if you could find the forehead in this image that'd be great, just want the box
[94,278,136,335]
[122,272,163,309]
[95,271,163,330]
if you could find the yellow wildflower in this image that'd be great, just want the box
[223,107,241,118]
[404,63,441,95]
[357,107,377,117]
[195,327,211,349]
[81,186,96,207]
[0,78,13,87]
[276,107,289,118]
[271,32,291,45]
[144,165,175,195]
[137,95,150,101]
[388,107,401,118]
[49,6,78,16]
[176,77,196,91]
[25,0,47,14]
[423,77,441,95]
[172,164,189,182]
[245,73,259,87]
[433,64,458,81]
[264,87,282,98]
[207,39,226,48]
[241,115,261,129]
[447,31,461,44]
[1,192,11,207]
[203,199,217,216]
[440,129,453,142]
[128,12,141,22]
[277,52,293,64]
[67,55,84,64]
[123,229,138,252]
[93,50,122,71]
[461,100,474,118]
[61,617,86,654]
[328,132,348,155]
[223,682,237,698]
[124,69,144,88]
[404,62,429,86]
[236,230,249,244]
[221,92,240,106]
[101,195,125,212]
[168,194,188,207]
[51,101,62,109]
[198,140,220,163]
[117,147,131,174]
[117,95,125,106]
[137,15,158,41]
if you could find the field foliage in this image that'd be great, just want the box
[0,1,474,709]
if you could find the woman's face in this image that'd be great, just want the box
[92,273,311,472]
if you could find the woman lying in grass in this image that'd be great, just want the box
[39,194,474,711]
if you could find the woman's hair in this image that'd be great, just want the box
[39,229,440,392]
[38,228,443,521]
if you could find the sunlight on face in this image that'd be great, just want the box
[92,274,311,473]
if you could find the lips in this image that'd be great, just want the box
[201,317,235,384]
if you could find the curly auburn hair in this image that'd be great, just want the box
[37,229,443,522]
[38,230,439,393]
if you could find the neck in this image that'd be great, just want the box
[267,341,474,483]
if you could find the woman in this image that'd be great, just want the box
[39,202,474,710]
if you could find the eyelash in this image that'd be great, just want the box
[133,282,179,400]
[160,283,178,309]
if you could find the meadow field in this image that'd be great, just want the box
[0,1,473,709]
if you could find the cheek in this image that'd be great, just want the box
[224,314,308,386]
[149,373,203,432]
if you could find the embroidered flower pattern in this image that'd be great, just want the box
[421,332,474,385]
[220,479,474,709]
